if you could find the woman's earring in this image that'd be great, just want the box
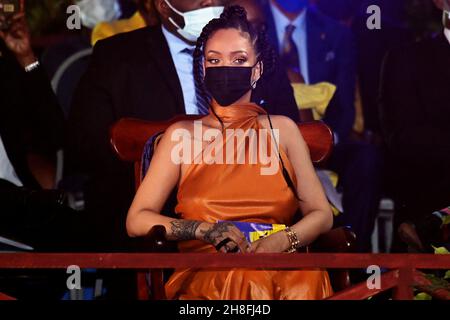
[252,81,257,89]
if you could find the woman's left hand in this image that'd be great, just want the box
[249,231,290,253]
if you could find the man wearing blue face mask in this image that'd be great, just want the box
[66,0,299,259]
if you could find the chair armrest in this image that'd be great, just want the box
[307,227,356,292]
[132,226,176,300]
[308,227,356,253]
[133,225,177,253]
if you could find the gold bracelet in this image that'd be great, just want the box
[284,227,301,253]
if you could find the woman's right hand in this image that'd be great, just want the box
[197,222,250,253]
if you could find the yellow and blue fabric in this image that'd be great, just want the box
[91,11,146,46]
[291,82,342,216]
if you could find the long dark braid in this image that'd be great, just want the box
[193,5,278,129]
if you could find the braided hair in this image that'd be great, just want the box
[193,5,277,128]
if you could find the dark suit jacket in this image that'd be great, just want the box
[352,0,411,133]
[0,42,64,189]
[67,25,299,250]
[380,33,450,211]
[380,33,450,165]
[261,1,357,141]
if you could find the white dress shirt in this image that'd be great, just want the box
[270,2,310,84]
[161,26,199,115]
[445,28,450,45]
[0,134,23,187]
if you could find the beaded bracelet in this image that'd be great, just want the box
[284,227,301,253]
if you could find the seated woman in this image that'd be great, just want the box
[126,5,333,300]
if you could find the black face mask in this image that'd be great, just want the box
[204,65,258,106]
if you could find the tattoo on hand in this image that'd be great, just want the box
[201,222,234,245]
[169,220,201,241]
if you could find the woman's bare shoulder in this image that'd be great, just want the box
[153,121,195,152]
[165,120,194,132]
[257,115,301,134]
[257,115,306,156]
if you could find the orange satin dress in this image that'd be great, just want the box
[165,101,333,300]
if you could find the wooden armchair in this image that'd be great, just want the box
[110,117,356,300]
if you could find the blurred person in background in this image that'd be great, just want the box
[0,12,69,249]
[352,0,412,140]
[380,0,450,252]
[0,11,93,299]
[41,0,124,117]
